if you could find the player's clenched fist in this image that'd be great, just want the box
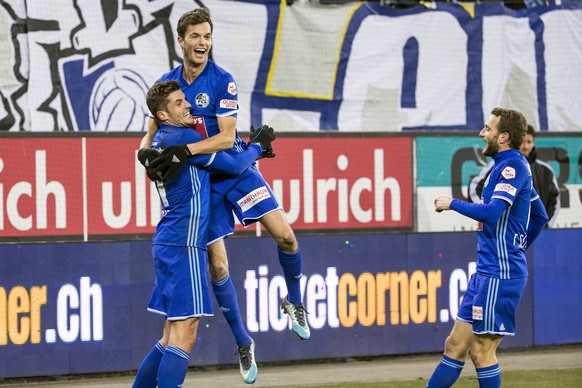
[249,125,276,158]
[434,196,453,213]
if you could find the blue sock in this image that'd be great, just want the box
[477,364,501,388]
[132,341,165,388]
[157,345,189,388]
[212,275,252,347]
[427,354,465,387]
[278,248,303,304]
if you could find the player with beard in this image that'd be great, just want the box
[429,108,548,387]
[469,124,560,227]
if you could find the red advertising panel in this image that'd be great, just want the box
[85,138,159,236]
[247,137,413,231]
[0,138,84,238]
[1,135,412,241]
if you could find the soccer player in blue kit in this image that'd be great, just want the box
[132,80,272,388]
[429,108,549,388]
[138,7,309,385]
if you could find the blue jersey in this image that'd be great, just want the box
[157,61,248,154]
[477,149,532,279]
[156,62,278,241]
[151,124,261,248]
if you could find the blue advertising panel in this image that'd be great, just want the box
[0,242,157,378]
[532,229,582,345]
[4,229,575,378]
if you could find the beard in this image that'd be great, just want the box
[482,135,499,157]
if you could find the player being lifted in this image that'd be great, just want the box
[138,7,310,385]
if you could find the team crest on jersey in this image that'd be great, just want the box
[501,166,516,179]
[195,93,209,108]
[227,81,237,96]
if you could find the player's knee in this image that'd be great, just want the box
[444,335,455,352]
[275,229,298,252]
[469,346,486,366]
[209,261,229,281]
[444,335,468,360]
[469,343,496,367]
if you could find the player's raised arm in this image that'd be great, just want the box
[204,127,276,175]
[150,125,276,181]
[139,116,159,149]
[185,115,236,155]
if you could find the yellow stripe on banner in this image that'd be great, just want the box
[265,1,363,100]
[265,0,286,97]
[330,2,362,99]
[458,2,476,19]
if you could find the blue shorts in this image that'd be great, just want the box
[457,272,527,336]
[208,166,281,244]
[147,244,213,320]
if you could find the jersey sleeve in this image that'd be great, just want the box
[215,73,238,118]
[178,128,261,174]
[490,161,529,205]
[207,144,261,175]
[450,197,509,223]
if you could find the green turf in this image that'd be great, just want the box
[299,368,582,387]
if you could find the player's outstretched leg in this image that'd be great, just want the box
[281,294,310,340]
[278,247,310,339]
[209,242,258,383]
[261,210,311,340]
[236,338,258,384]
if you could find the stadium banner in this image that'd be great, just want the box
[0,135,412,241]
[1,1,582,133]
[416,135,582,232]
[6,231,576,378]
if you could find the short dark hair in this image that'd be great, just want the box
[177,8,213,39]
[491,107,527,149]
[526,124,536,138]
[146,80,181,117]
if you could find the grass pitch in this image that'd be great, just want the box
[300,368,582,387]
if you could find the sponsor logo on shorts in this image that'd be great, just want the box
[238,186,271,212]
[472,306,483,320]
[220,99,237,109]
[501,166,516,179]
[227,81,237,96]
[494,183,517,196]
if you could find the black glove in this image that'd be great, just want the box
[250,125,276,157]
[149,145,192,181]
[257,146,276,159]
[137,148,160,167]
[137,148,161,181]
